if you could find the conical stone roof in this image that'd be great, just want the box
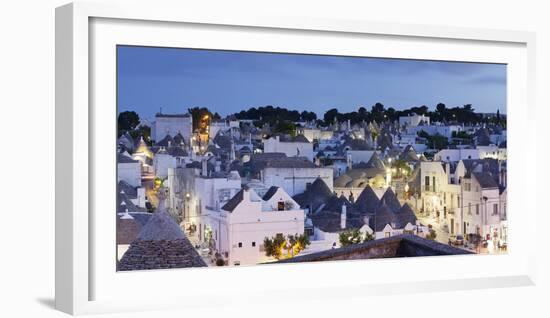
[379,187,401,213]
[354,185,380,215]
[118,188,206,271]
[365,152,386,170]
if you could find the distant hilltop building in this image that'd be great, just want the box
[151,111,192,144]
[399,113,430,127]
[262,135,314,162]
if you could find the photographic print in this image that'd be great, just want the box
[116,46,507,271]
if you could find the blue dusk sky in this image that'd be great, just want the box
[117,45,506,120]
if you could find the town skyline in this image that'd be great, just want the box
[117,46,506,120]
[116,45,508,271]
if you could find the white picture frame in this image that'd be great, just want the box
[55,2,537,315]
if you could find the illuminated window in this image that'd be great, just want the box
[277,201,285,211]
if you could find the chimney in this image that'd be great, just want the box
[340,204,347,229]
[242,188,250,202]
[230,140,236,161]
[201,159,207,177]
[498,162,506,187]
[363,216,370,227]
[445,162,451,184]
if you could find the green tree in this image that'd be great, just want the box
[118,111,140,132]
[323,108,339,124]
[363,232,374,242]
[263,233,310,259]
[129,125,151,144]
[339,228,364,247]
[274,120,296,137]
[371,102,385,123]
[391,158,412,178]
[300,111,317,122]
[418,131,448,150]
[263,234,286,260]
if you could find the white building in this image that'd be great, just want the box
[399,114,430,127]
[209,119,240,140]
[434,146,506,162]
[152,148,176,179]
[296,127,321,142]
[477,145,507,160]
[151,112,193,143]
[453,160,506,242]
[408,157,507,246]
[407,161,461,224]
[434,149,480,162]
[117,153,141,187]
[261,165,334,196]
[262,135,314,161]
[200,186,305,265]
[407,124,462,140]
[186,169,243,232]
[345,150,376,165]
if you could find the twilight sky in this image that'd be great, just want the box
[117,45,506,120]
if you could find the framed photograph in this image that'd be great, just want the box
[56,2,537,315]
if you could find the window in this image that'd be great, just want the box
[277,201,285,211]
[476,204,480,215]
[385,232,391,238]
[493,203,498,215]
[433,176,436,192]
[238,242,242,248]
[425,176,430,191]
[464,183,471,191]
[468,203,472,215]
[252,242,256,247]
